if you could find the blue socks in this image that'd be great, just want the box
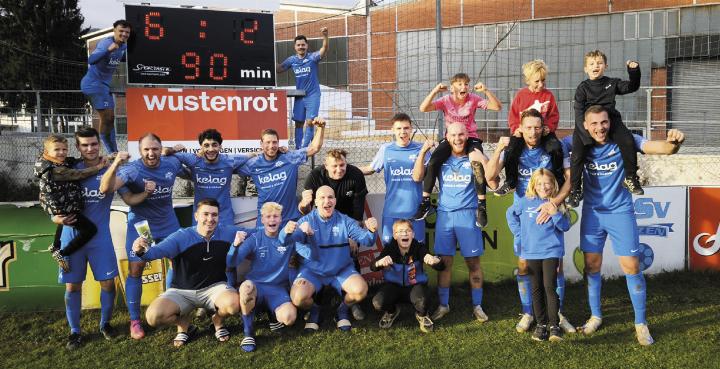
[125,276,142,321]
[301,126,315,148]
[517,274,532,315]
[587,271,602,318]
[556,272,566,312]
[438,287,450,307]
[471,287,483,307]
[337,301,350,319]
[100,128,118,154]
[65,290,82,334]
[99,288,115,328]
[626,273,647,324]
[294,127,303,148]
[242,312,255,337]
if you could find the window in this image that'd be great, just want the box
[667,9,679,36]
[625,9,680,39]
[638,12,651,39]
[624,13,637,39]
[474,23,519,51]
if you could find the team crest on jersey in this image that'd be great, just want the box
[408,154,418,160]
[332,226,340,237]
[275,161,285,168]
[462,162,471,169]
[276,246,287,254]
[165,172,173,179]
[96,174,103,181]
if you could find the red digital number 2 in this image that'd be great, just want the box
[239,19,258,45]
[144,11,165,40]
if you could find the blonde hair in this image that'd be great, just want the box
[584,50,607,65]
[43,134,68,149]
[260,202,283,216]
[522,60,547,82]
[392,219,413,234]
[525,168,566,214]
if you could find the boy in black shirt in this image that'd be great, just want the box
[568,50,641,207]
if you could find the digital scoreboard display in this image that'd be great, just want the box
[125,5,276,87]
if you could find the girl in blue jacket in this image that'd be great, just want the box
[507,168,570,342]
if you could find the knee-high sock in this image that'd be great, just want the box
[337,301,350,319]
[65,290,82,334]
[587,271,602,318]
[556,272,566,312]
[517,274,533,315]
[125,276,142,321]
[242,312,255,337]
[100,128,118,154]
[294,127,303,149]
[438,287,450,307]
[471,287,483,307]
[625,273,647,324]
[99,288,115,328]
[301,126,315,148]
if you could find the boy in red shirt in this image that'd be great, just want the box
[496,60,564,195]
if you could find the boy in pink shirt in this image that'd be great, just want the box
[415,73,502,227]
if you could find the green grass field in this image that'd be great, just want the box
[1,270,718,369]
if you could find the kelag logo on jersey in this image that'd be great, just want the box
[83,187,106,200]
[258,171,287,184]
[152,186,173,195]
[587,161,618,174]
[634,198,673,237]
[518,168,533,176]
[294,66,311,75]
[442,173,471,183]
[389,166,412,177]
[196,175,227,186]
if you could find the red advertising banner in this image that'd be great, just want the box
[688,187,720,270]
[126,88,288,154]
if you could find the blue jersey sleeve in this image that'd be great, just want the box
[280,55,295,70]
[344,214,376,246]
[551,211,571,232]
[226,233,257,267]
[173,152,200,167]
[369,144,387,172]
[230,154,252,170]
[141,230,184,260]
[633,134,648,153]
[88,38,113,65]
[117,162,139,185]
[236,156,258,176]
[506,201,522,244]
[309,51,321,63]
[287,148,309,165]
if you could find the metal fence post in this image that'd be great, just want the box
[35,91,41,133]
[646,88,652,139]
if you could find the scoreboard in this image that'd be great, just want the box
[125,5,276,87]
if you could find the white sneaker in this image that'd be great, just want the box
[635,323,655,346]
[473,305,489,323]
[378,307,400,329]
[431,305,450,321]
[578,316,602,335]
[558,312,576,333]
[515,313,534,332]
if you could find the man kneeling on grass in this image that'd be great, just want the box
[131,199,251,347]
[370,219,445,332]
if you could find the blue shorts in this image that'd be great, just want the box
[434,209,484,258]
[580,210,640,257]
[255,282,291,312]
[296,263,358,294]
[81,77,114,110]
[58,241,118,284]
[292,95,320,122]
[381,216,425,245]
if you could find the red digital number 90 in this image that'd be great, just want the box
[182,52,228,81]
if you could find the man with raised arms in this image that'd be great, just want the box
[289,186,378,332]
[277,28,329,148]
[81,20,131,154]
[100,133,185,339]
[568,105,685,345]
[131,199,249,346]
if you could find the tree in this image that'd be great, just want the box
[0,0,89,125]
